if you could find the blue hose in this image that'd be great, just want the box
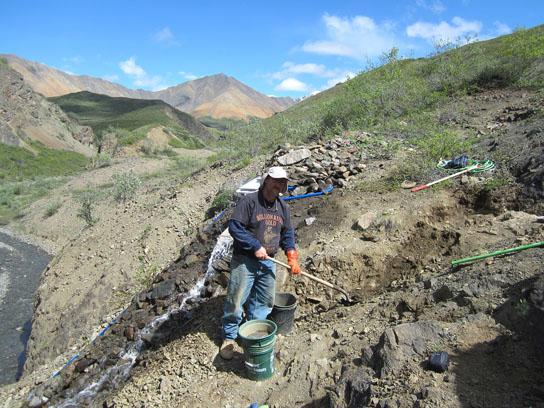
[282,185,334,200]
[204,210,225,231]
[52,308,127,378]
[204,186,335,229]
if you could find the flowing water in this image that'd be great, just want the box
[55,233,233,407]
[0,231,52,386]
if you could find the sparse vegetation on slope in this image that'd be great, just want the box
[220,25,544,168]
[49,91,213,148]
[0,142,89,224]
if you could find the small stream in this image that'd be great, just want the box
[0,231,52,386]
[55,232,233,407]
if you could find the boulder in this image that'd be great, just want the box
[328,365,373,407]
[150,279,176,300]
[356,212,377,231]
[373,320,446,377]
[277,148,312,165]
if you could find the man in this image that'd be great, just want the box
[220,166,301,360]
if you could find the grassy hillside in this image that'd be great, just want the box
[1,25,543,225]
[198,115,261,130]
[0,141,89,223]
[49,91,214,148]
[219,25,544,168]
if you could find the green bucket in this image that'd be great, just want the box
[238,319,277,381]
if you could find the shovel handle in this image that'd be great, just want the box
[411,164,481,192]
[267,257,339,291]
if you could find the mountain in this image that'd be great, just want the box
[0,54,296,121]
[49,91,214,146]
[0,58,95,157]
[152,73,295,121]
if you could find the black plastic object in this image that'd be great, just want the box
[267,292,297,335]
[443,155,468,169]
[428,351,450,372]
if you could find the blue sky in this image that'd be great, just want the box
[1,1,542,98]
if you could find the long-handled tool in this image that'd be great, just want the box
[267,256,354,304]
[411,164,482,192]
[452,241,544,265]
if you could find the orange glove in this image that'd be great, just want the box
[286,250,301,276]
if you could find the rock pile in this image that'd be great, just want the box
[266,138,368,195]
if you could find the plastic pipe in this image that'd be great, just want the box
[204,210,225,231]
[451,241,544,265]
[203,186,334,230]
[282,186,334,200]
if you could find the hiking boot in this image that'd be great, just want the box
[219,340,235,360]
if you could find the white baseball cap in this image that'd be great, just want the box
[264,166,289,180]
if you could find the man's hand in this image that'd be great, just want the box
[255,247,268,260]
[286,250,301,275]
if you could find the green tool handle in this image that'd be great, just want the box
[451,241,544,265]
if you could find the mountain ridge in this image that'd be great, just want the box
[0,54,295,121]
[0,58,95,157]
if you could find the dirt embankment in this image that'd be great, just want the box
[1,87,544,408]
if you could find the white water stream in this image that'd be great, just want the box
[55,232,233,407]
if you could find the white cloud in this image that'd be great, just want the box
[269,62,357,94]
[134,76,168,91]
[492,21,511,36]
[275,78,309,92]
[302,41,359,58]
[102,74,119,82]
[154,27,180,47]
[62,56,84,64]
[273,61,340,80]
[301,14,398,60]
[120,57,146,77]
[416,0,446,14]
[283,62,327,75]
[179,71,198,80]
[324,71,356,89]
[119,57,168,91]
[406,17,482,43]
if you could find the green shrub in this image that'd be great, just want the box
[45,200,62,217]
[411,129,475,164]
[75,190,99,226]
[134,264,157,289]
[168,156,205,178]
[235,157,251,169]
[155,145,176,157]
[206,189,235,218]
[139,224,152,241]
[112,169,141,203]
[168,137,186,148]
[88,153,113,169]
[141,139,154,155]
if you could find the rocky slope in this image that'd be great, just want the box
[1,55,295,121]
[0,59,95,157]
[0,87,543,408]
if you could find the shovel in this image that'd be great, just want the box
[267,256,354,304]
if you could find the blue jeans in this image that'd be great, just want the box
[221,252,276,341]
